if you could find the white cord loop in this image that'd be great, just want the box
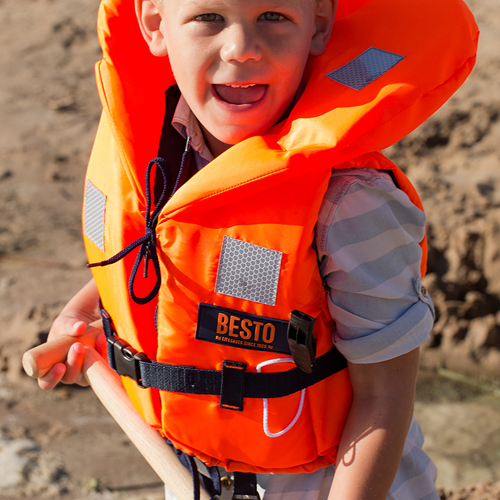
[256,358,306,438]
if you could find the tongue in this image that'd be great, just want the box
[214,84,266,104]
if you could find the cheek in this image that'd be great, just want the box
[169,57,204,97]
[177,54,212,90]
[273,43,310,80]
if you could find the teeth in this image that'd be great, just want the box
[229,84,256,88]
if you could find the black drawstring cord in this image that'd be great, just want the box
[166,439,220,500]
[87,138,192,305]
[176,136,192,191]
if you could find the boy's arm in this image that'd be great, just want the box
[38,277,102,390]
[328,348,420,500]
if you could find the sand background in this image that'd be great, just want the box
[0,0,499,498]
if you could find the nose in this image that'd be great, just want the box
[220,23,262,63]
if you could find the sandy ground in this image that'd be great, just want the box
[0,0,499,498]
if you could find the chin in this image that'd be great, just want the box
[221,125,272,145]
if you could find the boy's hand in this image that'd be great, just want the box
[36,278,102,390]
[37,338,88,390]
[37,318,108,390]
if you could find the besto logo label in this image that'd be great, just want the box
[196,303,291,354]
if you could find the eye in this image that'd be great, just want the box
[259,12,285,22]
[195,13,223,22]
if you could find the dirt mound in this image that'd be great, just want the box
[386,0,500,383]
[0,0,499,498]
[439,481,500,500]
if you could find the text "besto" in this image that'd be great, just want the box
[216,313,276,343]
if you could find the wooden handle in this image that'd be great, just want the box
[22,320,103,379]
[82,346,210,500]
[23,328,210,500]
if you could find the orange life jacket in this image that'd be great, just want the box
[82,0,478,474]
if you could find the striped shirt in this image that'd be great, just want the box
[168,97,439,500]
[316,168,435,364]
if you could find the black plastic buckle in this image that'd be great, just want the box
[107,338,149,387]
[287,310,317,373]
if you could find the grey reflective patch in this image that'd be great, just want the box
[326,47,405,91]
[84,180,106,251]
[215,237,282,306]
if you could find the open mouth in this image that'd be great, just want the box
[213,84,267,105]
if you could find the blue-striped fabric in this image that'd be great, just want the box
[387,417,438,499]
[316,168,435,364]
[166,421,438,500]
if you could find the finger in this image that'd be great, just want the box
[23,322,103,379]
[73,371,90,387]
[96,333,108,358]
[60,343,86,385]
[38,363,67,391]
[23,336,80,379]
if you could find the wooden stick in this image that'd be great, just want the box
[22,331,210,500]
[82,345,210,500]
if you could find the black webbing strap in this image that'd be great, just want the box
[135,346,346,399]
[100,304,118,371]
[233,472,260,500]
[102,305,348,402]
[220,361,246,411]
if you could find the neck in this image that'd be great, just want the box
[201,125,232,158]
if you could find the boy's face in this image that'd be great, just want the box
[138,0,333,156]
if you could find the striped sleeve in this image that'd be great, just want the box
[315,168,435,364]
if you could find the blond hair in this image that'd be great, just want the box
[153,0,325,6]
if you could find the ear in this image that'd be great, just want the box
[309,0,337,56]
[135,0,168,57]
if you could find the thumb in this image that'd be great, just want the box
[68,320,88,337]
[48,316,88,342]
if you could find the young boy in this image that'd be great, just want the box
[38,0,478,499]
